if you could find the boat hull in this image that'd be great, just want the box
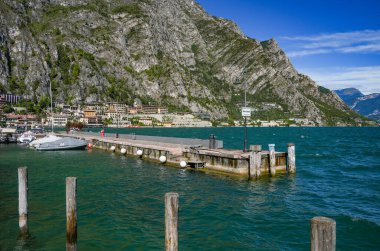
[36,144,87,151]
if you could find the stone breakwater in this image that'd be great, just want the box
[59,132,294,178]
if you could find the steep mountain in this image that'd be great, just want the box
[335,88,380,122]
[335,88,364,107]
[0,0,365,125]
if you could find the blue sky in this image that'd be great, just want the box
[196,0,380,94]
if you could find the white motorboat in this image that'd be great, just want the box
[18,131,36,143]
[29,134,62,148]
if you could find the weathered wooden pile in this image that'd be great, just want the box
[17,167,336,251]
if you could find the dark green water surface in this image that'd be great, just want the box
[1,127,380,250]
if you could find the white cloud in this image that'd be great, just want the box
[338,44,380,53]
[281,30,380,57]
[298,66,380,94]
[287,49,331,57]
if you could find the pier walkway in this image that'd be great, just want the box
[58,131,295,178]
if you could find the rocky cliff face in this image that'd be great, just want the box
[0,0,363,125]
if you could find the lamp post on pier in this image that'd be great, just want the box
[241,70,250,152]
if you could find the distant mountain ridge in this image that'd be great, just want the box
[335,88,380,122]
[335,88,364,106]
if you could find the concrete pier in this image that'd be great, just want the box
[59,132,292,178]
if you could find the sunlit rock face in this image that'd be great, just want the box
[0,0,357,124]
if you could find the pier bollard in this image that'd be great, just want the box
[268,144,276,176]
[66,177,77,251]
[311,217,336,251]
[165,192,179,251]
[249,145,262,179]
[18,167,28,236]
[287,143,296,173]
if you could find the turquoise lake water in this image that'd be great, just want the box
[1,127,380,250]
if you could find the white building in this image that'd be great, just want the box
[48,114,69,127]
[123,113,212,127]
[260,121,280,127]
[171,114,212,127]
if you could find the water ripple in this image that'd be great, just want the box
[1,127,380,250]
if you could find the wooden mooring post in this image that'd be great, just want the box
[287,143,296,173]
[66,177,77,251]
[249,145,262,179]
[165,192,179,251]
[13,165,338,250]
[18,167,28,236]
[311,216,336,251]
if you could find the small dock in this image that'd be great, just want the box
[59,132,296,179]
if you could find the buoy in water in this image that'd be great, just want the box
[87,143,93,149]
[136,149,143,156]
[180,161,187,168]
[110,145,116,151]
[121,148,127,154]
[159,155,167,163]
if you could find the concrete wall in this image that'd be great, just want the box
[183,151,287,175]
[93,139,288,178]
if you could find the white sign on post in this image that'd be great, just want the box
[241,107,251,117]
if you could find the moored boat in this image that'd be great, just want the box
[29,134,62,148]
[0,128,18,144]
[18,131,36,144]
[35,137,87,151]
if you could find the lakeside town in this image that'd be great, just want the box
[0,93,377,130]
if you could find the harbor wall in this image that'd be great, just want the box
[90,138,289,177]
